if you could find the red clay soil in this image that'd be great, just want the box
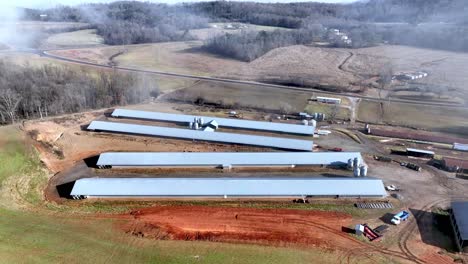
[122,206,354,249]
[419,251,454,264]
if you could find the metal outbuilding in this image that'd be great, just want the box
[70,177,387,199]
[316,96,342,104]
[112,109,315,135]
[453,143,468,152]
[450,201,468,252]
[406,148,435,158]
[87,121,313,151]
[96,152,363,168]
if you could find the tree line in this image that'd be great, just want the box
[21,0,468,52]
[203,26,325,62]
[24,2,209,45]
[0,61,157,124]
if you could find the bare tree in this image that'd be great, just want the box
[327,104,340,123]
[0,89,22,123]
[279,102,293,115]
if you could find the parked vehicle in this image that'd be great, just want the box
[391,210,410,225]
[385,185,400,191]
[355,224,382,241]
[329,147,343,152]
[374,156,392,162]
[406,163,421,172]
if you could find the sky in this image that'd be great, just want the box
[7,0,358,9]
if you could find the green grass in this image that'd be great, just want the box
[0,127,40,185]
[0,207,362,264]
[0,126,46,206]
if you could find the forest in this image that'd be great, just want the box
[20,0,468,59]
[0,61,156,124]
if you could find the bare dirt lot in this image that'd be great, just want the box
[124,206,352,247]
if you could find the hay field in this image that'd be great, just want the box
[43,29,104,48]
[46,39,468,98]
[50,42,358,91]
[191,23,290,41]
[357,100,468,135]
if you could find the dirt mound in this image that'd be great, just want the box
[123,206,353,248]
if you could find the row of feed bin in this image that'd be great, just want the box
[348,157,368,177]
[189,117,205,130]
[301,119,317,127]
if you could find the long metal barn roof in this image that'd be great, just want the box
[97,152,362,167]
[70,177,387,198]
[112,109,315,135]
[452,201,468,240]
[87,121,313,151]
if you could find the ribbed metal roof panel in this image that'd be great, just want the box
[97,152,362,167]
[71,177,387,197]
[87,121,313,151]
[112,109,315,135]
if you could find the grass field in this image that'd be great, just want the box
[1,208,358,264]
[357,100,468,135]
[43,29,104,48]
[190,22,291,41]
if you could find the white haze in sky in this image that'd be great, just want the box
[9,0,358,9]
[0,5,25,49]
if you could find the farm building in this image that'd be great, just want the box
[111,109,315,135]
[69,177,387,199]
[87,121,313,151]
[315,96,342,104]
[453,143,468,152]
[96,152,364,169]
[450,201,468,252]
[406,148,435,159]
[443,157,468,173]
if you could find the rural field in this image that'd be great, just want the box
[42,29,104,49]
[46,35,468,105]
[2,1,468,263]
[357,100,468,136]
[15,98,467,264]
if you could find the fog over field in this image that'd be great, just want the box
[11,0,357,9]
